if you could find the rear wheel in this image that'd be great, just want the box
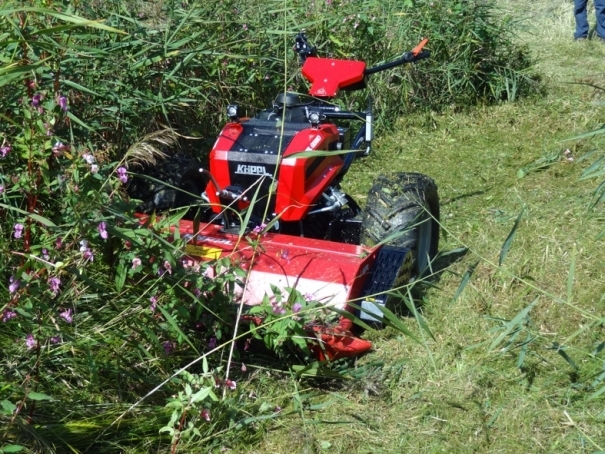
[361,172,440,276]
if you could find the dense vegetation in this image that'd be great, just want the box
[4,0,604,453]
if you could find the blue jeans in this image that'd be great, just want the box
[575,0,605,39]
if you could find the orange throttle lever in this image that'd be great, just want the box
[411,38,429,57]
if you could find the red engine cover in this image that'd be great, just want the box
[206,121,345,222]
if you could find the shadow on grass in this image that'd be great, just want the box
[442,189,490,205]
[403,246,470,313]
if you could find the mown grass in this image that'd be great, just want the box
[251,1,605,452]
[2,1,604,452]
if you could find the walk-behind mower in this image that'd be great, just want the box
[137,32,440,360]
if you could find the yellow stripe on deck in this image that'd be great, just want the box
[184,244,223,260]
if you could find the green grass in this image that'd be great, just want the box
[2,1,605,452]
[249,1,605,452]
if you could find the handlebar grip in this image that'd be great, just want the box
[411,38,429,56]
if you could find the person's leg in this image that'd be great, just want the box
[595,0,605,39]
[574,0,590,39]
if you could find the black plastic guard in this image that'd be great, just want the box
[358,245,413,323]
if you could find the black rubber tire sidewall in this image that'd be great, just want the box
[361,172,440,274]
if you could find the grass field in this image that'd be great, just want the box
[251,1,605,453]
[2,1,605,453]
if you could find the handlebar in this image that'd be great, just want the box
[364,38,430,75]
[295,31,429,75]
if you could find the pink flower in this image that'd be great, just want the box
[80,240,94,261]
[60,308,73,323]
[224,379,237,390]
[31,93,42,107]
[50,336,61,344]
[208,337,217,349]
[25,334,36,350]
[55,237,63,249]
[13,223,24,239]
[252,223,267,235]
[163,341,173,355]
[0,143,10,158]
[150,296,157,313]
[8,276,20,294]
[132,257,142,269]
[52,141,67,157]
[58,95,68,112]
[82,153,95,165]
[0,184,4,194]
[116,166,128,184]
[292,302,302,313]
[242,23,248,30]
[48,276,61,295]
[2,310,17,322]
[200,409,211,422]
[98,221,108,240]
[42,248,50,260]
[163,260,172,275]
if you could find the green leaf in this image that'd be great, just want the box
[283,148,362,160]
[0,203,56,227]
[589,385,605,400]
[291,362,347,379]
[62,79,101,96]
[403,290,435,341]
[578,156,605,180]
[27,391,54,401]
[567,244,576,303]
[0,400,16,415]
[499,207,525,266]
[555,347,578,370]
[516,334,531,368]
[452,261,478,303]
[565,127,605,141]
[156,305,199,354]
[0,62,48,87]
[67,112,95,131]
[1,445,25,453]
[115,263,126,293]
[489,298,538,351]
[328,35,344,46]
[238,177,264,237]
[190,387,211,404]
[0,8,127,34]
